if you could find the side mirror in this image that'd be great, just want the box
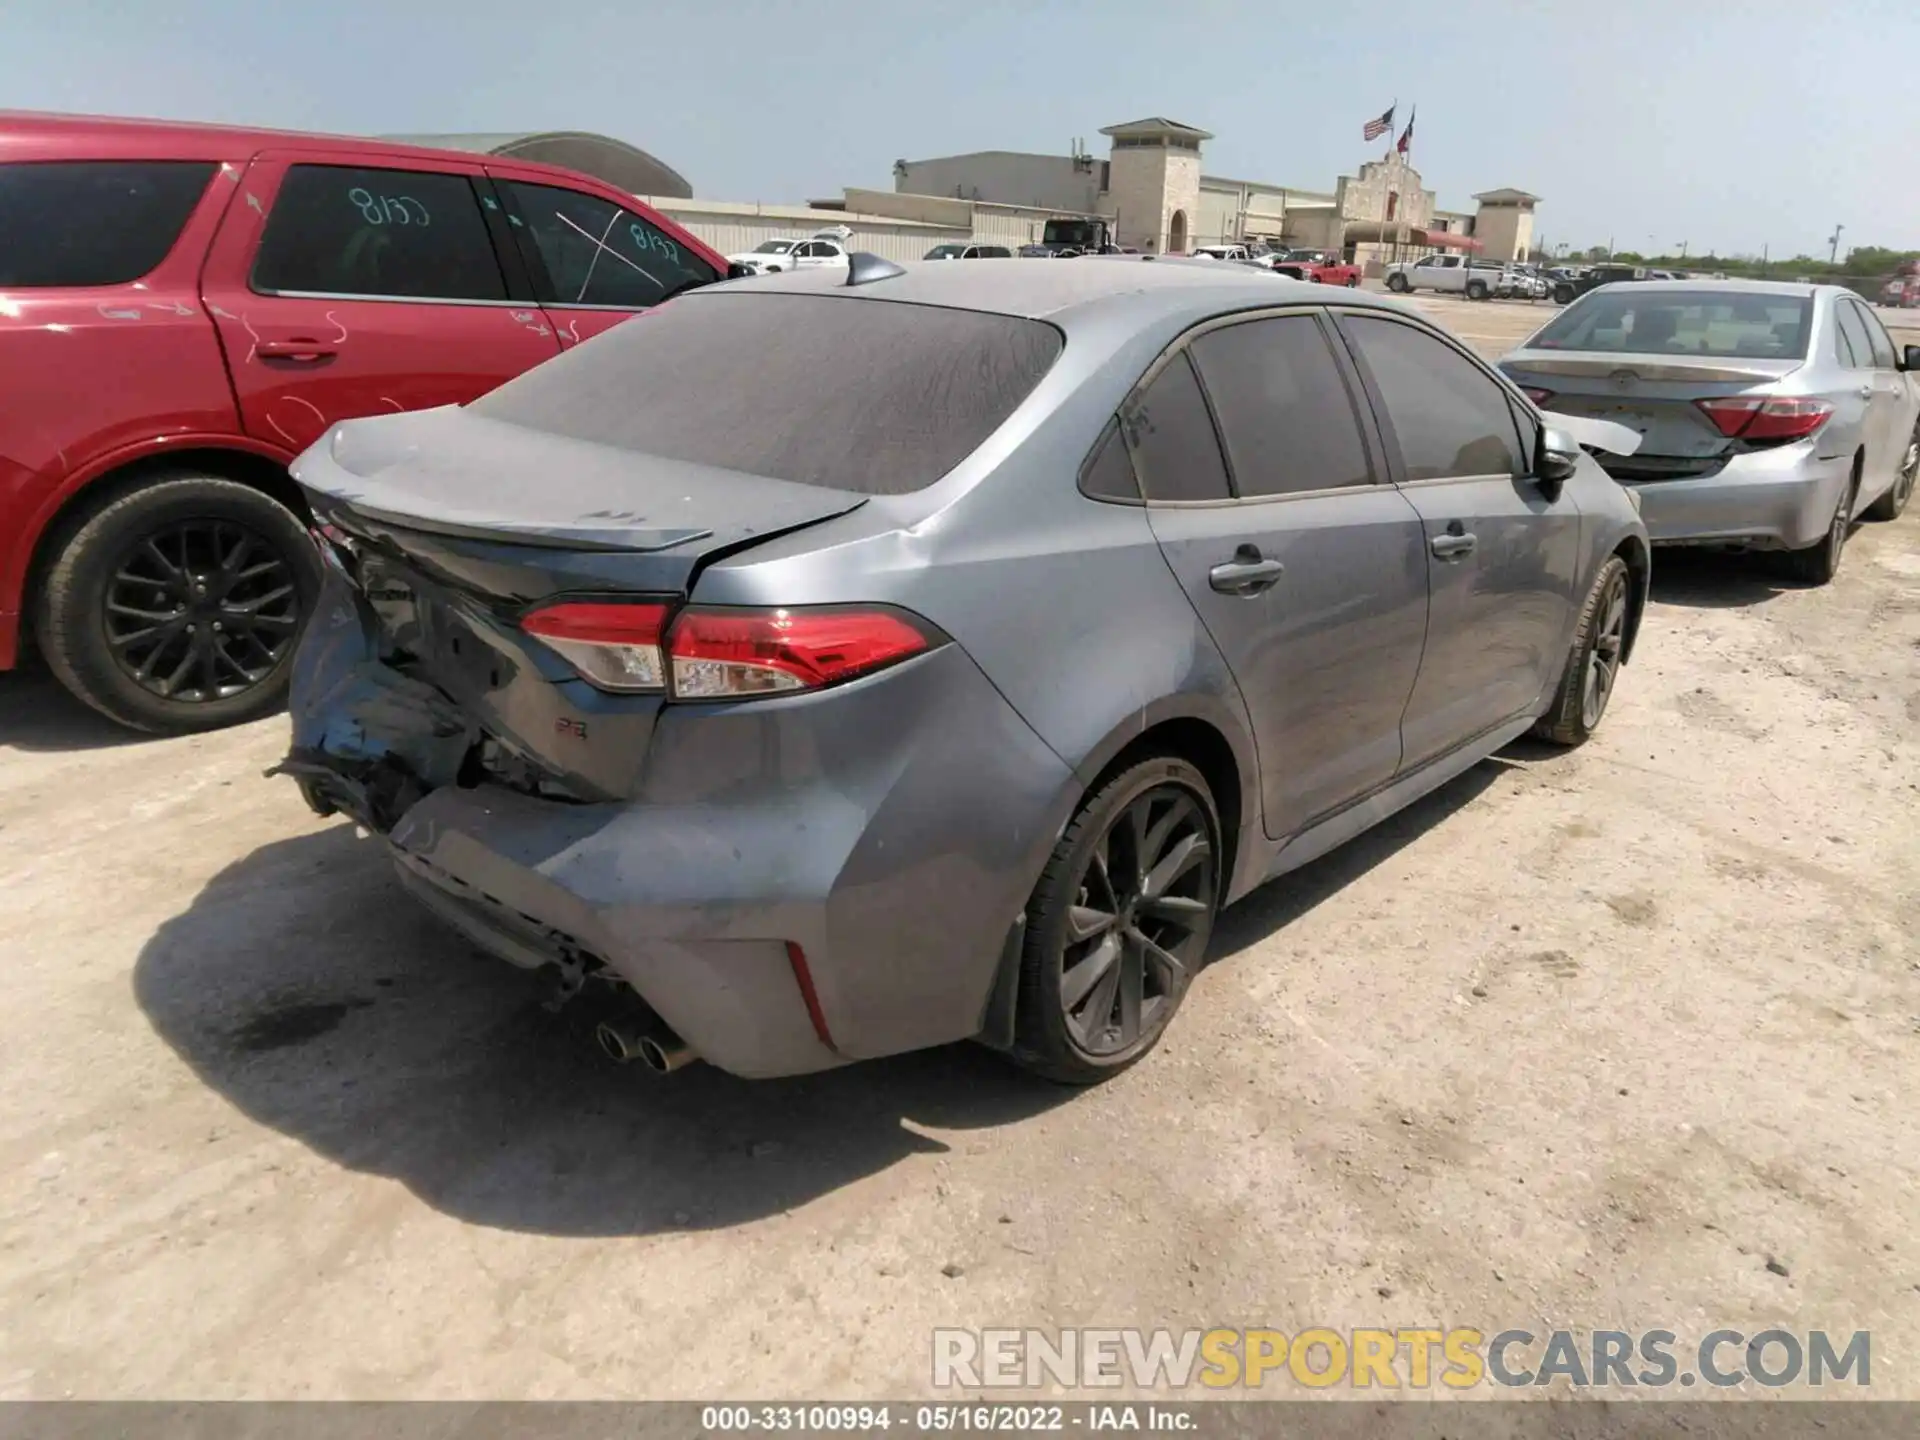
[1537,426,1581,490]
[726,262,757,280]
[1903,345,1920,372]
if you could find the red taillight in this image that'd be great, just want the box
[522,601,934,698]
[666,606,932,699]
[1695,396,1833,441]
[521,601,668,692]
[1521,387,1555,405]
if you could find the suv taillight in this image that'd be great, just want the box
[520,602,934,699]
[1695,396,1833,441]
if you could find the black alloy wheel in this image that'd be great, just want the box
[105,518,299,703]
[1010,757,1222,1083]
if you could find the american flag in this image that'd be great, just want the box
[1362,104,1395,142]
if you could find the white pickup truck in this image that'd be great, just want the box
[1385,254,1512,300]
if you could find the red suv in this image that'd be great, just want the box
[0,112,732,732]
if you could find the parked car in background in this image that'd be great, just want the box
[1268,249,1362,287]
[1193,244,1252,261]
[924,243,1014,260]
[1552,263,1649,305]
[1385,252,1500,299]
[1500,281,1920,583]
[0,110,732,732]
[1018,244,1056,258]
[1507,264,1551,300]
[727,231,851,275]
[279,257,1647,1083]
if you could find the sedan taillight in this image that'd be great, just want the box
[520,602,934,699]
[1694,395,1834,441]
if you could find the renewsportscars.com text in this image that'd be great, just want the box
[932,1327,1871,1391]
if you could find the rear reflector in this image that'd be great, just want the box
[1695,395,1834,441]
[521,601,668,692]
[667,606,932,699]
[522,601,934,698]
[785,940,837,1051]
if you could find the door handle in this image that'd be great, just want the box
[1208,546,1285,596]
[1430,532,1477,559]
[256,339,338,361]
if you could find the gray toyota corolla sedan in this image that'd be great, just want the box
[278,257,1648,1083]
[1499,280,1920,583]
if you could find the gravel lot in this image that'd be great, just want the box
[2,293,1917,1400]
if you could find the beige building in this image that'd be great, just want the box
[1469,189,1542,263]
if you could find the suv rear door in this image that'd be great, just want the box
[488,171,722,348]
[201,148,561,454]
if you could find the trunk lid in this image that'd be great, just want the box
[1502,350,1805,467]
[292,406,868,800]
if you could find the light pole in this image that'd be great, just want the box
[1828,224,1845,266]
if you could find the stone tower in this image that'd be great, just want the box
[1099,117,1212,254]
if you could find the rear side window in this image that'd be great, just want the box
[253,165,506,300]
[1834,302,1874,370]
[470,292,1062,494]
[1120,353,1232,502]
[0,161,214,287]
[1852,303,1898,369]
[1188,316,1372,497]
[502,181,716,308]
[1342,317,1525,481]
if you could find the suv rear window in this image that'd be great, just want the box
[0,161,215,287]
[470,292,1064,494]
[1531,291,1813,360]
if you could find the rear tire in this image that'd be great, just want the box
[1554,284,1575,305]
[34,473,321,734]
[1784,471,1856,585]
[1008,757,1222,1085]
[1863,423,1918,521]
[1534,556,1630,747]
[1386,273,1410,293]
[1466,281,1490,301]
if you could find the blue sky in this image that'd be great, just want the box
[11,0,1919,262]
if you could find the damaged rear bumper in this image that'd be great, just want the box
[279,571,1077,1079]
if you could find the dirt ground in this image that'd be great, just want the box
[2,294,1916,1401]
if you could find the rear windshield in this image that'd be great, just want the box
[469,291,1065,494]
[0,161,216,287]
[1530,291,1813,360]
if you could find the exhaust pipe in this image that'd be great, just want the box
[595,1018,699,1074]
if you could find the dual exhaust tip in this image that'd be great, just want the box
[595,1018,697,1074]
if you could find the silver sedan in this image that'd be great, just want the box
[1499,280,1920,583]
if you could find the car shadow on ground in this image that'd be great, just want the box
[1646,546,1798,609]
[0,663,152,753]
[134,752,1529,1239]
[133,823,1072,1239]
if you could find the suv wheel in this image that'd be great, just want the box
[1386,273,1410,293]
[35,473,322,734]
[1009,757,1222,1084]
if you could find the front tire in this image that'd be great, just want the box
[1534,555,1630,747]
[34,473,321,734]
[1554,284,1575,304]
[1009,757,1222,1084]
[1863,423,1918,521]
[1386,273,1410,293]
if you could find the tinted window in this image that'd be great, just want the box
[1531,290,1812,360]
[504,181,716,308]
[253,165,504,300]
[1833,302,1874,370]
[1188,316,1371,497]
[1852,303,1898,368]
[470,292,1062,494]
[1120,354,1232,502]
[1080,420,1141,502]
[0,161,214,287]
[1343,317,1525,481]
[1832,309,1860,367]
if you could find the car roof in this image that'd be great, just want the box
[702,255,1412,325]
[0,109,606,187]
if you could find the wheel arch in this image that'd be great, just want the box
[1612,533,1651,664]
[19,443,305,642]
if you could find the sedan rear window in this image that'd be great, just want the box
[469,292,1064,494]
[0,161,215,287]
[1532,292,1812,360]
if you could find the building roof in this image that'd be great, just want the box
[1472,187,1542,204]
[640,196,965,234]
[1098,116,1215,140]
[378,130,692,198]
